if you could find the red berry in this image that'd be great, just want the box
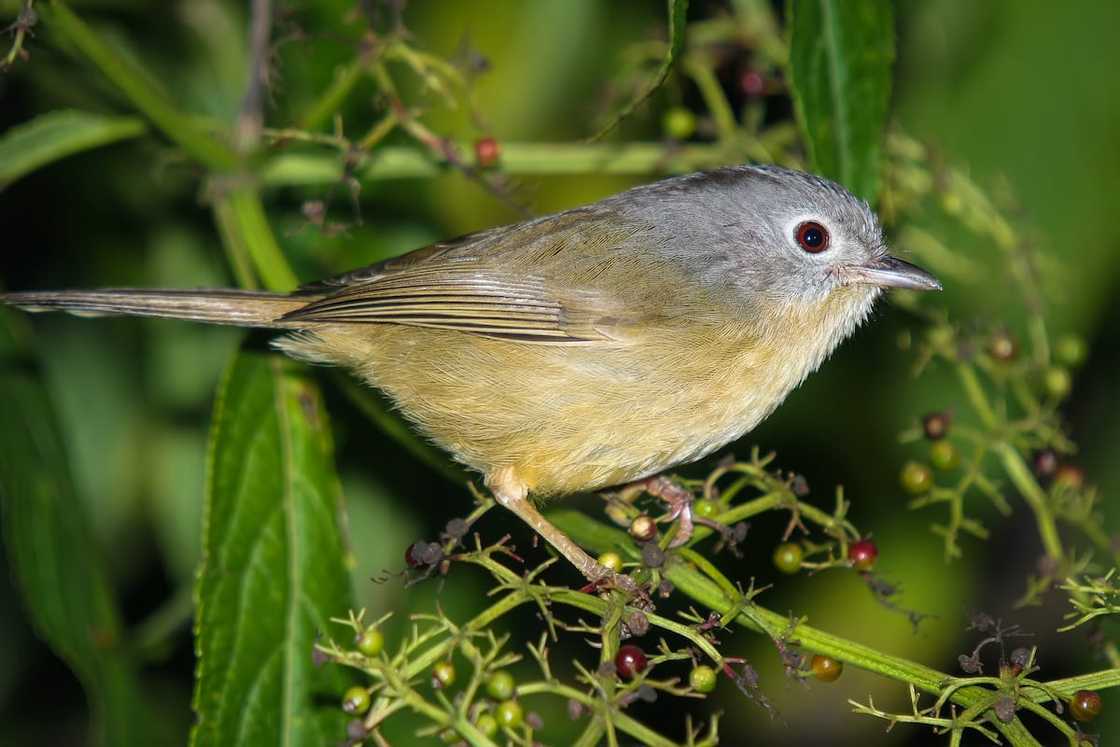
[1070,689,1102,722]
[475,136,500,168]
[405,542,424,567]
[921,411,951,440]
[614,645,648,679]
[1032,449,1059,481]
[848,539,878,571]
[1054,464,1085,490]
[740,69,766,97]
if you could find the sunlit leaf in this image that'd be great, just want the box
[192,352,354,747]
[788,0,895,203]
[0,110,145,189]
[0,312,153,746]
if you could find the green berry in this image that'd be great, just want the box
[1055,335,1087,367]
[486,670,516,701]
[989,331,1017,362]
[1070,689,1102,722]
[927,325,955,349]
[475,713,499,737]
[693,499,720,518]
[1043,365,1072,399]
[432,660,456,689]
[356,626,384,656]
[929,441,961,471]
[495,699,523,729]
[689,665,718,693]
[810,654,843,682]
[772,542,803,574]
[940,192,963,216]
[900,461,934,494]
[662,107,697,140]
[597,551,623,573]
[342,686,370,715]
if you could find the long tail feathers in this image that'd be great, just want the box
[0,288,317,328]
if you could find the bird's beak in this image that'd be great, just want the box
[847,255,942,291]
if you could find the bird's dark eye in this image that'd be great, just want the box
[795,221,829,253]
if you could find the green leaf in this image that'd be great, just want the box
[0,110,146,189]
[192,352,354,747]
[590,0,690,141]
[0,312,152,746]
[43,2,237,170]
[788,0,895,203]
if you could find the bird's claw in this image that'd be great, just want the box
[643,476,695,547]
[580,568,653,608]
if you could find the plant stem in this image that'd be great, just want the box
[957,361,1064,563]
[548,509,1049,746]
[210,183,298,291]
[259,142,737,186]
[1027,668,1120,701]
[996,442,1064,562]
[300,60,367,132]
[956,362,999,431]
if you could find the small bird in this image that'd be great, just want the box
[2,165,939,587]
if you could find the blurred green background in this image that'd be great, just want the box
[1,1,1118,744]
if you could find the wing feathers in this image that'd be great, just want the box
[281,266,611,342]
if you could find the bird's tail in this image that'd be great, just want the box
[0,288,316,328]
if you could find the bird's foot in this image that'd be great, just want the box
[579,567,653,608]
[642,475,695,547]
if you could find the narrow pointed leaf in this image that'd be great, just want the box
[0,110,146,189]
[192,353,354,747]
[788,0,895,203]
[0,313,152,746]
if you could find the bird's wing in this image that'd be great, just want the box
[283,209,664,343]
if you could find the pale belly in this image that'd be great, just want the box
[274,284,876,496]
[282,321,811,496]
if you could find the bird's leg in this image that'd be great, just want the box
[642,475,695,548]
[488,468,638,595]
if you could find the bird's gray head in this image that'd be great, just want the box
[617,164,941,311]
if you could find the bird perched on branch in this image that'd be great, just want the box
[2,165,940,591]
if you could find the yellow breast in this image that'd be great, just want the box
[280,285,876,496]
